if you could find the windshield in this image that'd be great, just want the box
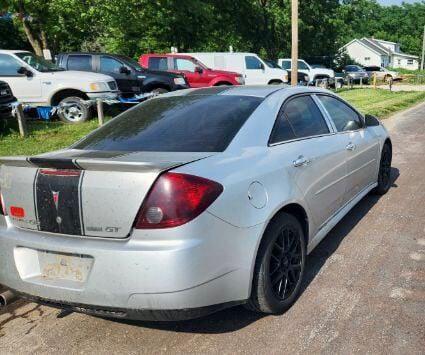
[345,65,363,72]
[15,52,63,72]
[265,60,281,69]
[74,94,263,152]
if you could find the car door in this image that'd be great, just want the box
[316,94,380,203]
[269,94,348,232]
[244,55,266,85]
[99,55,133,94]
[297,60,310,77]
[172,57,204,87]
[0,53,42,102]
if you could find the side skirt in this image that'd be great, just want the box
[307,182,377,254]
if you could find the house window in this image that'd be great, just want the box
[397,59,401,65]
[364,57,370,61]
[407,59,414,65]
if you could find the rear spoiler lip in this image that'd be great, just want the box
[0,154,214,172]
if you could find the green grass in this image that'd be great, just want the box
[339,88,425,117]
[1,88,424,157]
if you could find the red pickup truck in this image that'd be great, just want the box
[139,54,245,88]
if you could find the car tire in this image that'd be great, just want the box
[57,96,90,124]
[246,212,306,314]
[373,143,392,195]
[150,88,169,95]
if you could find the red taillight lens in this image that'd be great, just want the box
[10,206,25,218]
[135,172,223,229]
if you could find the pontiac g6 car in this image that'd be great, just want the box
[0,86,392,321]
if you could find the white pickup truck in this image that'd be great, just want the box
[278,58,335,85]
[0,50,119,123]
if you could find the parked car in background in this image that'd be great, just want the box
[363,66,401,82]
[0,86,392,321]
[278,59,335,86]
[0,80,17,118]
[57,53,188,97]
[0,50,119,123]
[182,52,288,85]
[343,65,369,84]
[139,53,244,88]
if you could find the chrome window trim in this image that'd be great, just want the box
[268,92,333,147]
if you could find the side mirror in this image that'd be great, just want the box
[365,114,380,127]
[17,66,33,77]
[194,66,203,74]
[119,66,130,75]
[259,63,265,70]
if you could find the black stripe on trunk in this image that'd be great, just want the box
[35,170,83,235]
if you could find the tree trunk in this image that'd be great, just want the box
[20,19,43,56]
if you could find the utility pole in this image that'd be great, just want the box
[421,25,425,71]
[291,0,298,86]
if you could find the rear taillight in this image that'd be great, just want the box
[135,172,223,229]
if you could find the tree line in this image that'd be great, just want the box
[1,0,424,63]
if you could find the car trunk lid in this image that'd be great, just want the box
[0,150,213,238]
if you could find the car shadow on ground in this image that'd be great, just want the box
[111,168,400,334]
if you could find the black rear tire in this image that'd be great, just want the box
[246,212,306,314]
[373,143,392,195]
[150,88,169,95]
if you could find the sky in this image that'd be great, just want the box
[378,0,422,5]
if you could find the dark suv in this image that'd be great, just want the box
[56,53,189,97]
[0,81,17,118]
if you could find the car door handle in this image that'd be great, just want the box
[346,142,356,151]
[293,156,310,167]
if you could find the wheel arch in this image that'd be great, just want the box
[50,89,89,106]
[268,79,283,85]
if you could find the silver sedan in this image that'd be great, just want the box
[0,86,392,321]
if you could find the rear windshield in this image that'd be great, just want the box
[74,95,262,152]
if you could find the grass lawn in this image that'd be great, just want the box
[1,88,424,157]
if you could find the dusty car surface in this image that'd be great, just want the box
[0,86,392,321]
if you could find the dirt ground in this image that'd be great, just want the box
[1,102,425,354]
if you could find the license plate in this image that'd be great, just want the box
[39,250,93,283]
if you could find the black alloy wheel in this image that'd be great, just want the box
[247,212,306,314]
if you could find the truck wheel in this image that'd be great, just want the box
[150,88,169,95]
[57,96,90,124]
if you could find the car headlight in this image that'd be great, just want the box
[89,82,109,91]
[235,76,245,85]
[173,77,186,86]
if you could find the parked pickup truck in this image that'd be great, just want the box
[278,59,335,85]
[139,53,244,88]
[58,53,189,97]
[0,50,119,123]
[0,80,17,118]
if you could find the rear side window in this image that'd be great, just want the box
[148,57,168,70]
[271,96,329,143]
[318,95,363,132]
[74,95,262,152]
[67,55,92,71]
[245,56,263,70]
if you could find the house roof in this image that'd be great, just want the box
[340,38,419,59]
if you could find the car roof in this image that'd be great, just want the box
[161,85,331,99]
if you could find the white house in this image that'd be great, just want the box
[340,38,419,70]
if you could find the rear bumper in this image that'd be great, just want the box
[0,98,17,117]
[0,213,263,320]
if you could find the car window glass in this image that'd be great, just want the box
[148,57,168,70]
[318,95,363,132]
[67,55,92,71]
[174,58,196,72]
[298,61,309,70]
[0,54,21,75]
[245,56,263,70]
[100,56,125,73]
[280,60,291,70]
[270,114,296,143]
[283,96,329,138]
[74,95,262,152]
